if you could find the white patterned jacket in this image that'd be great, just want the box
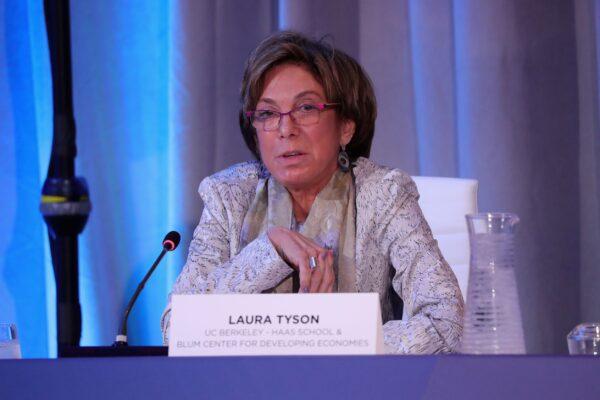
[162,157,464,354]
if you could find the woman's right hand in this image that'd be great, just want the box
[267,226,335,293]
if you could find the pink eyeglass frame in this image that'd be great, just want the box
[245,102,339,119]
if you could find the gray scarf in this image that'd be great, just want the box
[240,168,357,293]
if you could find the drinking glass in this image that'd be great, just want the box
[0,323,22,359]
[567,323,600,355]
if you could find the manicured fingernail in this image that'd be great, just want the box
[301,288,309,293]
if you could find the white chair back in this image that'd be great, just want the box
[411,176,478,300]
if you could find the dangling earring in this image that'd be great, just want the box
[338,145,350,172]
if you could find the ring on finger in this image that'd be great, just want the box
[309,256,318,270]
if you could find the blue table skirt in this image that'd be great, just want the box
[1,354,598,399]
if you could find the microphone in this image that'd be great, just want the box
[114,231,181,347]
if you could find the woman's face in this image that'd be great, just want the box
[255,63,354,192]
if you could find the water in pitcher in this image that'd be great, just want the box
[460,214,526,354]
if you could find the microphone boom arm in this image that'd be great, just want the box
[115,248,167,345]
[114,231,180,346]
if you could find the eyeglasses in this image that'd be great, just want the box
[245,103,339,131]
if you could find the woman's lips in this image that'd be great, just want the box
[277,152,307,164]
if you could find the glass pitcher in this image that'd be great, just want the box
[460,213,526,354]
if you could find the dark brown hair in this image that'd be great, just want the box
[239,31,377,162]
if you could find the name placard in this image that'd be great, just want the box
[168,293,384,356]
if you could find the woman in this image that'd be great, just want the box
[162,31,463,354]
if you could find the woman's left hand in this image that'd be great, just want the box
[267,226,335,293]
[308,249,335,293]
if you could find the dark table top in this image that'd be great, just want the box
[1,354,598,399]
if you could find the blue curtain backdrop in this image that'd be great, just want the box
[0,0,53,358]
[1,0,599,357]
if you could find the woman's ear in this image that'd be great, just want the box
[340,120,356,147]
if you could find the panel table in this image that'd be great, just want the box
[1,355,598,399]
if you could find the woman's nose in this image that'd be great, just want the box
[277,113,298,137]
